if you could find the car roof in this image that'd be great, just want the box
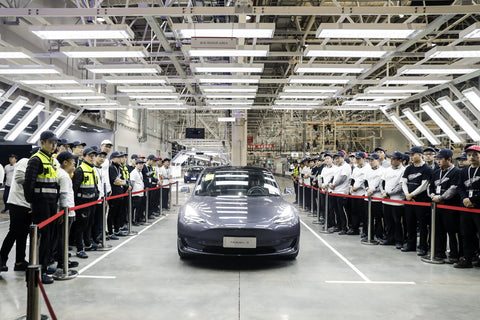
[201,166,273,175]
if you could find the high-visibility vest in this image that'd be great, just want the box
[120,165,130,180]
[77,162,98,199]
[292,166,300,177]
[31,150,58,200]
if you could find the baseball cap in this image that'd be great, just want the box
[456,152,467,160]
[39,130,59,142]
[147,154,156,160]
[466,145,480,153]
[435,148,453,159]
[57,138,69,146]
[323,152,333,158]
[355,152,366,159]
[423,147,436,153]
[367,153,380,160]
[8,154,18,159]
[131,154,139,160]
[101,139,113,146]
[333,151,345,158]
[71,141,86,147]
[405,146,424,154]
[402,154,410,163]
[162,158,171,162]
[57,151,75,164]
[136,158,146,164]
[83,147,97,157]
[389,151,404,160]
[374,147,386,153]
[345,158,351,164]
[349,153,356,158]
[110,151,122,159]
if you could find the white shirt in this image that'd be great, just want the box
[0,164,4,186]
[6,158,29,208]
[4,163,15,187]
[301,166,312,186]
[351,163,369,196]
[382,165,405,206]
[94,165,106,199]
[101,159,112,195]
[366,166,385,202]
[130,168,145,197]
[381,160,391,168]
[332,162,351,195]
[320,165,336,190]
[58,167,76,217]
[159,165,171,188]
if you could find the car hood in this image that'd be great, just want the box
[183,195,296,224]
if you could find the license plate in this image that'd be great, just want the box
[223,237,257,248]
[191,177,197,180]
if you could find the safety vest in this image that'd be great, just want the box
[77,162,98,199]
[120,165,130,180]
[292,166,300,177]
[31,150,58,200]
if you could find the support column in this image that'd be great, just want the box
[231,117,247,166]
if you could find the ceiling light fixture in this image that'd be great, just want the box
[86,64,161,74]
[58,95,107,100]
[183,45,269,57]
[462,87,480,113]
[43,87,95,94]
[78,101,119,106]
[26,108,63,144]
[4,102,46,141]
[128,94,179,99]
[420,102,464,143]
[426,46,480,58]
[304,45,395,58]
[61,46,147,58]
[206,100,254,105]
[283,86,339,93]
[316,23,425,39]
[200,85,258,93]
[387,113,423,146]
[54,113,78,137]
[30,24,134,40]
[0,96,29,131]
[288,76,353,84]
[210,107,252,110]
[0,47,32,59]
[398,65,479,75]
[117,86,176,93]
[275,100,321,106]
[437,96,480,141]
[294,63,370,73]
[0,65,60,74]
[205,93,256,99]
[272,106,314,110]
[137,100,186,106]
[197,76,260,84]
[143,106,188,110]
[459,22,480,39]
[278,93,330,99]
[19,78,79,85]
[218,117,236,122]
[104,76,167,84]
[354,93,411,100]
[172,23,275,38]
[190,63,264,73]
[365,86,427,94]
[381,76,451,85]
[402,108,441,145]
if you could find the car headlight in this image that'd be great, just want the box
[183,205,206,223]
[273,206,296,224]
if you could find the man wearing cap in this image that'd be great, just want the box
[401,146,433,255]
[456,152,469,168]
[159,158,172,211]
[2,154,18,213]
[301,159,313,211]
[56,139,71,154]
[329,152,351,234]
[320,153,336,228]
[108,151,129,237]
[99,139,113,197]
[118,152,132,229]
[72,147,99,259]
[381,151,406,247]
[297,160,306,207]
[24,130,60,284]
[144,155,161,217]
[71,141,86,167]
[130,158,146,225]
[455,145,480,268]
[291,161,300,204]
[364,153,385,242]
[428,148,462,263]
[424,147,440,171]
[128,154,138,173]
[349,152,369,236]
[375,147,390,168]
[311,157,325,216]
[90,148,108,245]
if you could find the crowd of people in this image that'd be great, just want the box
[291,145,480,269]
[0,130,173,284]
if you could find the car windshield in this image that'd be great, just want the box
[188,167,203,174]
[194,169,281,197]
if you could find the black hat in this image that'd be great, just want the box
[374,147,386,153]
[92,146,107,156]
[355,151,366,159]
[345,158,351,164]
[316,157,323,161]
[456,152,467,160]
[39,130,59,142]
[131,154,139,160]
[435,148,453,159]
[349,153,356,158]
[367,153,380,160]
[333,151,345,158]
[57,151,75,164]
[423,147,436,153]
[8,154,18,159]
[405,146,424,154]
[135,158,146,164]
[162,158,171,163]
[389,151,404,160]
[71,141,86,147]
[110,151,122,159]
[323,152,333,158]
[57,138,69,146]
[402,154,410,163]
[83,147,97,157]
[147,154,156,160]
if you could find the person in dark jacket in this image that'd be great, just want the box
[108,151,129,237]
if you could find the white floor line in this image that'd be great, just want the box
[300,219,371,282]
[0,220,9,225]
[326,281,416,285]
[77,275,117,279]
[77,216,166,275]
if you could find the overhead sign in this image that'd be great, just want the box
[247,144,274,149]
[191,37,237,49]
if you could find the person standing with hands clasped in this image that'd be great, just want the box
[159,159,172,211]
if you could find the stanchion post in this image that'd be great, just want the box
[145,187,150,223]
[159,185,163,215]
[296,181,299,204]
[26,264,41,320]
[302,183,305,211]
[98,194,112,251]
[176,181,179,206]
[362,195,378,245]
[54,207,78,280]
[169,183,172,208]
[422,202,444,264]
[312,187,322,224]
[127,190,137,236]
[310,186,314,214]
[29,224,39,265]
[319,191,329,233]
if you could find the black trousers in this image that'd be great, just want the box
[32,200,58,272]
[304,186,312,210]
[382,204,396,244]
[325,193,336,228]
[2,185,10,211]
[162,187,170,209]
[333,196,347,231]
[147,188,158,214]
[404,203,429,250]
[0,204,31,264]
[459,211,480,262]
[436,208,462,259]
[108,198,124,234]
[56,216,74,268]
[350,198,364,231]
[293,182,298,202]
[73,205,93,251]
[363,201,384,240]
[384,205,405,245]
[298,186,304,206]
[92,204,103,243]
[132,196,146,222]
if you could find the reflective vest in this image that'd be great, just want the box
[292,166,300,177]
[31,150,58,200]
[77,162,98,199]
[120,165,130,180]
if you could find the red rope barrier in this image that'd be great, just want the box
[132,189,146,195]
[36,273,58,320]
[38,210,64,230]
[437,204,480,214]
[106,192,129,201]
[69,199,104,212]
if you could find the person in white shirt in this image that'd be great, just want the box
[158,158,172,210]
[329,152,351,234]
[375,147,391,169]
[130,158,146,224]
[364,153,385,242]
[100,140,113,197]
[0,163,4,203]
[380,151,406,248]
[320,153,336,229]
[91,148,108,246]
[2,154,18,213]
[302,159,313,211]
[0,154,31,272]
[348,152,369,235]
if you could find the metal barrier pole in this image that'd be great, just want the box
[296,181,299,204]
[169,183,172,208]
[175,181,179,206]
[98,195,112,251]
[362,195,378,245]
[145,187,150,223]
[54,208,78,280]
[310,186,314,214]
[302,183,305,211]
[160,185,163,215]
[319,191,329,233]
[127,191,137,236]
[422,202,444,264]
[26,264,41,320]
[313,187,322,224]
[29,225,39,265]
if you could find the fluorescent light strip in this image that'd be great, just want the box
[191,63,264,73]
[84,106,128,110]
[61,46,147,58]
[354,93,411,100]
[104,76,167,84]
[30,24,134,40]
[59,95,106,100]
[144,107,188,110]
[54,113,77,137]
[4,102,46,141]
[206,100,253,105]
[334,106,380,111]
[200,85,258,93]
[26,108,63,144]
[19,78,79,85]
[304,45,395,58]
[462,87,480,113]
[137,100,185,106]
[343,101,392,106]
[0,96,29,131]
[316,23,425,39]
[275,100,321,106]
[172,23,275,39]
[365,86,427,94]
[78,101,119,106]
[0,47,32,59]
[210,107,252,110]
[43,87,95,94]
[205,93,256,99]
[183,45,269,57]
[295,63,370,74]
[218,117,236,122]
[117,86,175,93]
[288,76,353,84]
[426,46,480,58]
[421,102,464,144]
[86,64,161,74]
[402,108,441,145]
[399,65,479,75]
[0,65,60,74]
[388,113,423,146]
[128,94,179,99]
[272,107,313,110]
[283,86,339,93]
[459,22,480,39]
[437,96,480,141]
[278,93,330,99]
[197,76,260,84]
[382,77,451,85]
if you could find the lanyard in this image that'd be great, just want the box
[439,165,454,183]
[468,166,479,184]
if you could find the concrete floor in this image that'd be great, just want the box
[1,177,479,320]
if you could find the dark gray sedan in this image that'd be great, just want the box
[177,166,300,259]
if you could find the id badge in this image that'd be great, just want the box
[436,186,441,194]
[469,190,473,198]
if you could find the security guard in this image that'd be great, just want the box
[72,147,99,259]
[143,155,161,218]
[119,152,132,229]
[291,161,300,204]
[24,130,60,284]
[349,152,369,236]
